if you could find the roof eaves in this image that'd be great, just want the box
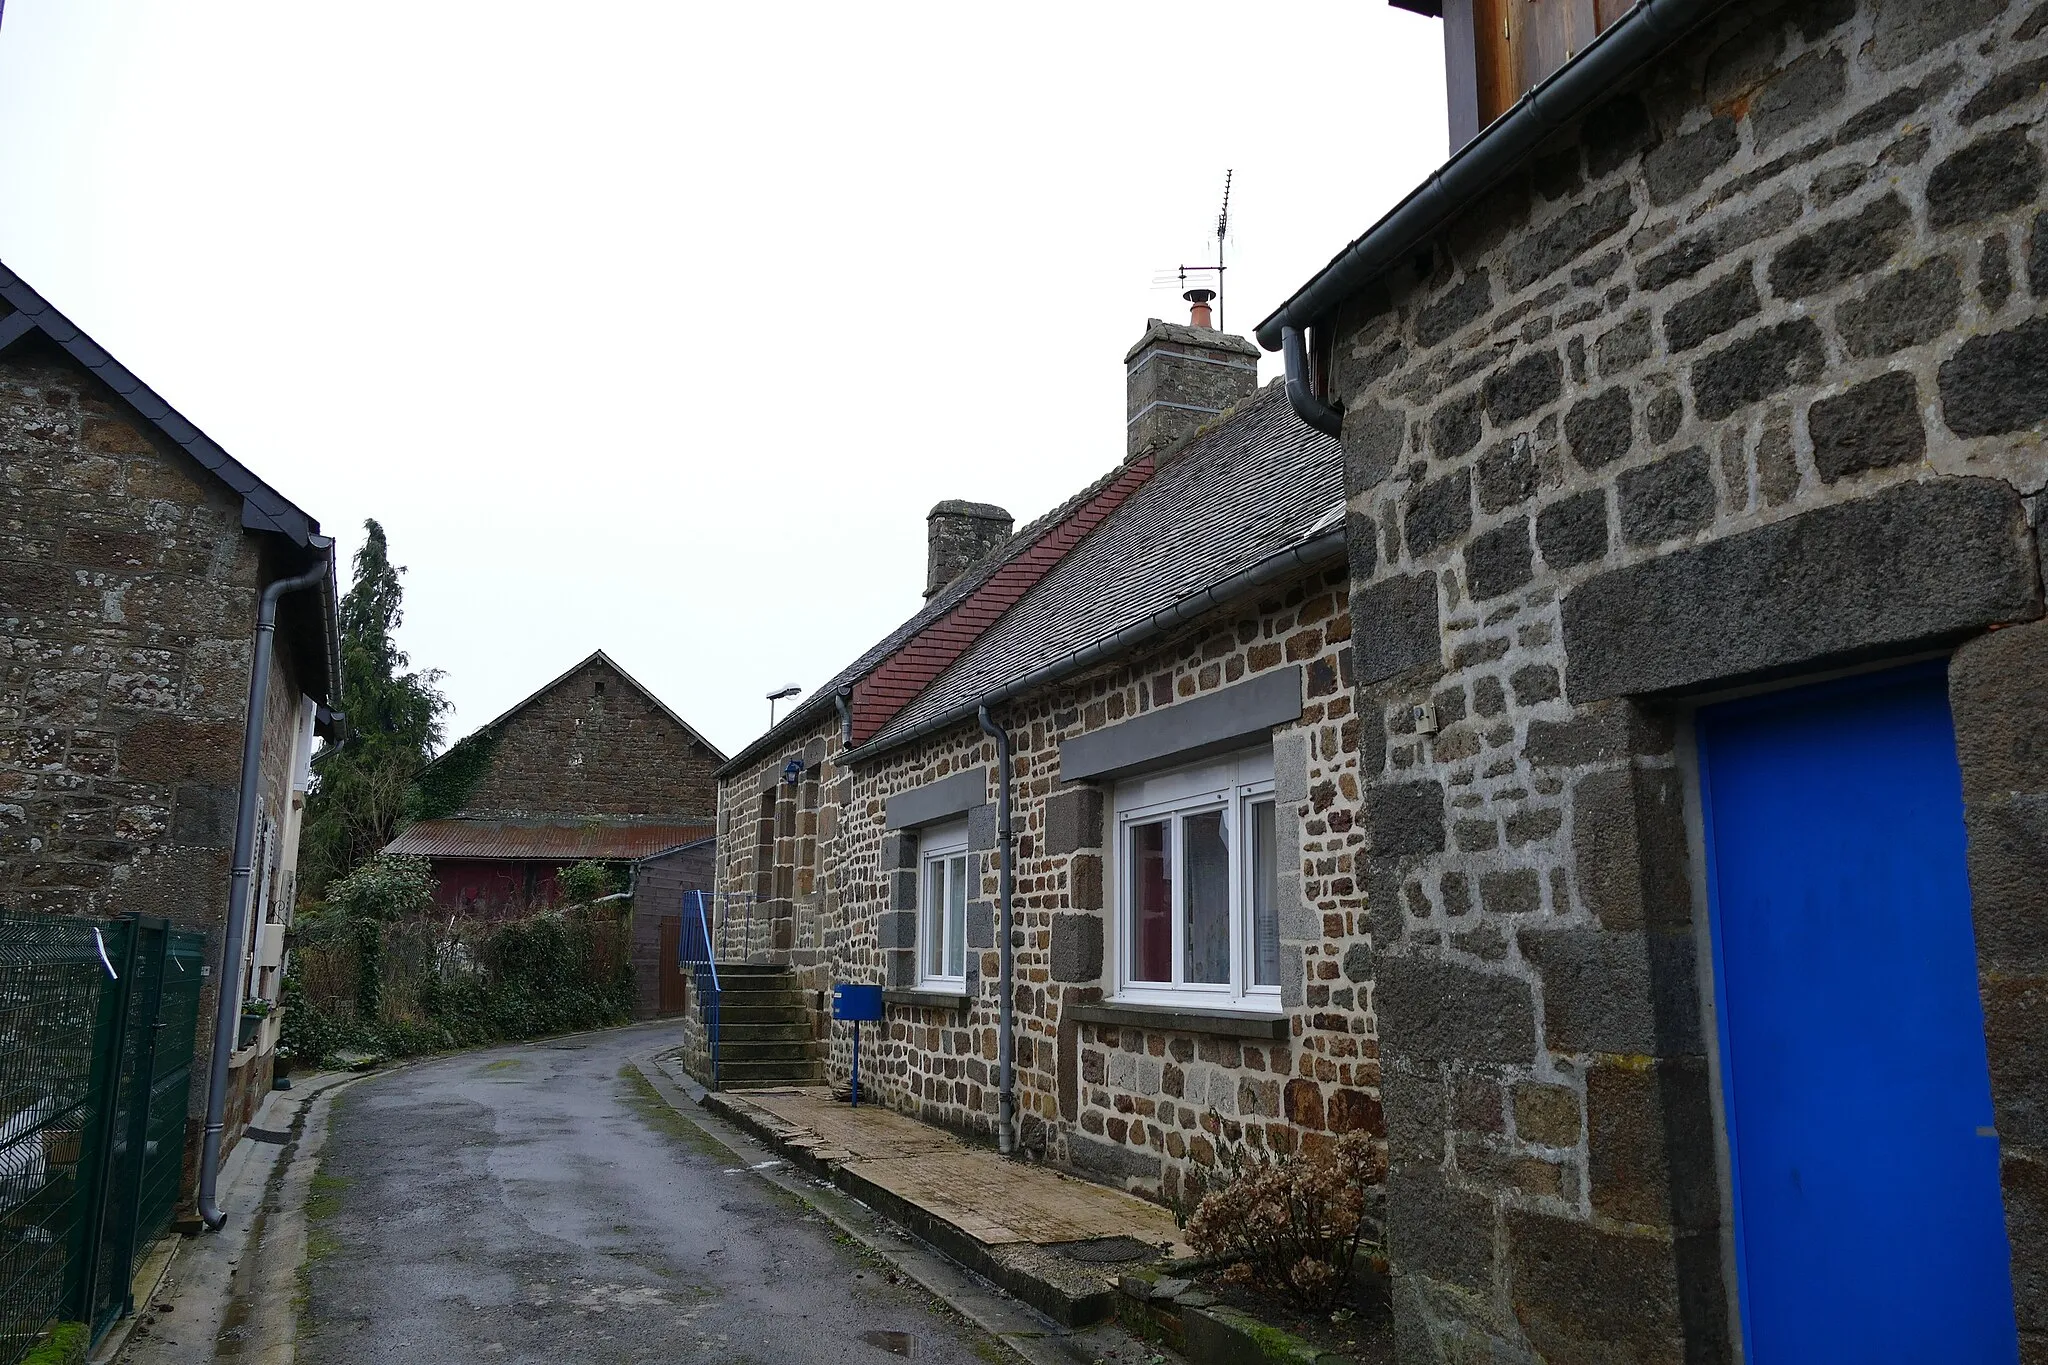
[1254,0,1731,351]
[0,260,323,548]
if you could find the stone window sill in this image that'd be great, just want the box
[883,988,971,1012]
[1066,1001,1289,1040]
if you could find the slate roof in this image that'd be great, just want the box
[716,454,1158,777]
[859,381,1344,754]
[387,818,713,862]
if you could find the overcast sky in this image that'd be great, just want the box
[0,1,1445,759]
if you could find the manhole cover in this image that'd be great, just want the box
[1046,1236,1162,1265]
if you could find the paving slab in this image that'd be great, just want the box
[703,1080,1189,1326]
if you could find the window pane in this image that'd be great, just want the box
[925,858,946,978]
[1184,810,1231,984]
[1129,820,1172,983]
[947,855,968,979]
[1252,800,1279,987]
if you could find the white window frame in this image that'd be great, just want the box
[1110,748,1281,1014]
[917,819,972,991]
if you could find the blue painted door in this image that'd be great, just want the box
[1697,664,2017,1364]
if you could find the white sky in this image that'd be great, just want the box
[0,1,1445,759]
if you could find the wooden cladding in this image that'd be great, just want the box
[1449,0,1632,145]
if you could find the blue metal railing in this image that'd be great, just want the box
[678,891,721,1089]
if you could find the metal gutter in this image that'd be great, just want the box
[976,706,1017,1156]
[834,691,854,748]
[198,555,331,1230]
[842,529,1349,766]
[1256,0,1734,371]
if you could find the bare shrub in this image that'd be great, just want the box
[1184,1130,1387,1311]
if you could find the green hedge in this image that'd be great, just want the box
[282,909,634,1064]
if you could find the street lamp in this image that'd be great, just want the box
[767,684,802,728]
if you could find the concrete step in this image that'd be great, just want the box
[719,1039,825,1062]
[717,990,806,1009]
[716,978,802,998]
[718,1059,824,1087]
[716,1022,816,1043]
[717,1004,812,1026]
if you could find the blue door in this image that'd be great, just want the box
[1697,663,2017,1364]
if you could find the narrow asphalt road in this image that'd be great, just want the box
[299,1024,1007,1365]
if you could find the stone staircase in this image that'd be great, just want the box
[712,964,823,1089]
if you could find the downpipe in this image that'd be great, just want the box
[976,705,1017,1157]
[198,557,330,1230]
[1282,325,1344,438]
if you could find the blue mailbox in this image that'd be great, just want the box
[831,982,884,1106]
[831,983,883,1021]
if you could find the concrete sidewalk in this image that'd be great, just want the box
[108,1070,360,1365]
[689,1076,1189,1328]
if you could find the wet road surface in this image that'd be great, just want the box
[299,1024,1006,1365]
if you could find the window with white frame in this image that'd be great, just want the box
[1112,748,1282,1010]
[918,820,971,990]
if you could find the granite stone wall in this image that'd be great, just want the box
[0,343,316,1186]
[461,654,720,820]
[1327,0,2048,1356]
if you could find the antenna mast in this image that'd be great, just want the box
[1174,170,1235,331]
[1216,169,1232,331]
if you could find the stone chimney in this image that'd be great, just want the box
[926,500,1013,598]
[1124,291,1261,464]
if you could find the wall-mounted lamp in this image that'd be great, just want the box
[782,757,806,786]
[767,683,802,728]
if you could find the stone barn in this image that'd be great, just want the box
[385,650,721,1014]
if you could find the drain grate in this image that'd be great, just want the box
[1046,1236,1162,1265]
[243,1127,290,1145]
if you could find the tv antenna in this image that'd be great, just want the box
[1173,169,1233,330]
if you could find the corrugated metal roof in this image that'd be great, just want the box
[862,381,1343,751]
[385,819,713,862]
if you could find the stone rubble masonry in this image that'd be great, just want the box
[0,344,313,1185]
[1327,0,2048,1357]
[1124,320,1262,466]
[458,654,719,821]
[925,501,1014,601]
[713,561,1374,1212]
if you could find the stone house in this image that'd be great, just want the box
[706,307,1379,1205]
[385,649,722,1016]
[1,259,342,1166]
[1254,0,2048,1357]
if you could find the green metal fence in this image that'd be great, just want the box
[0,914,207,1363]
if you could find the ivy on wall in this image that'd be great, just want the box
[407,726,502,823]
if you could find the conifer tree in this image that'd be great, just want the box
[299,520,448,897]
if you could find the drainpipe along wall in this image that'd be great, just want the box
[1262,0,1733,432]
[198,556,330,1230]
[976,704,1017,1156]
